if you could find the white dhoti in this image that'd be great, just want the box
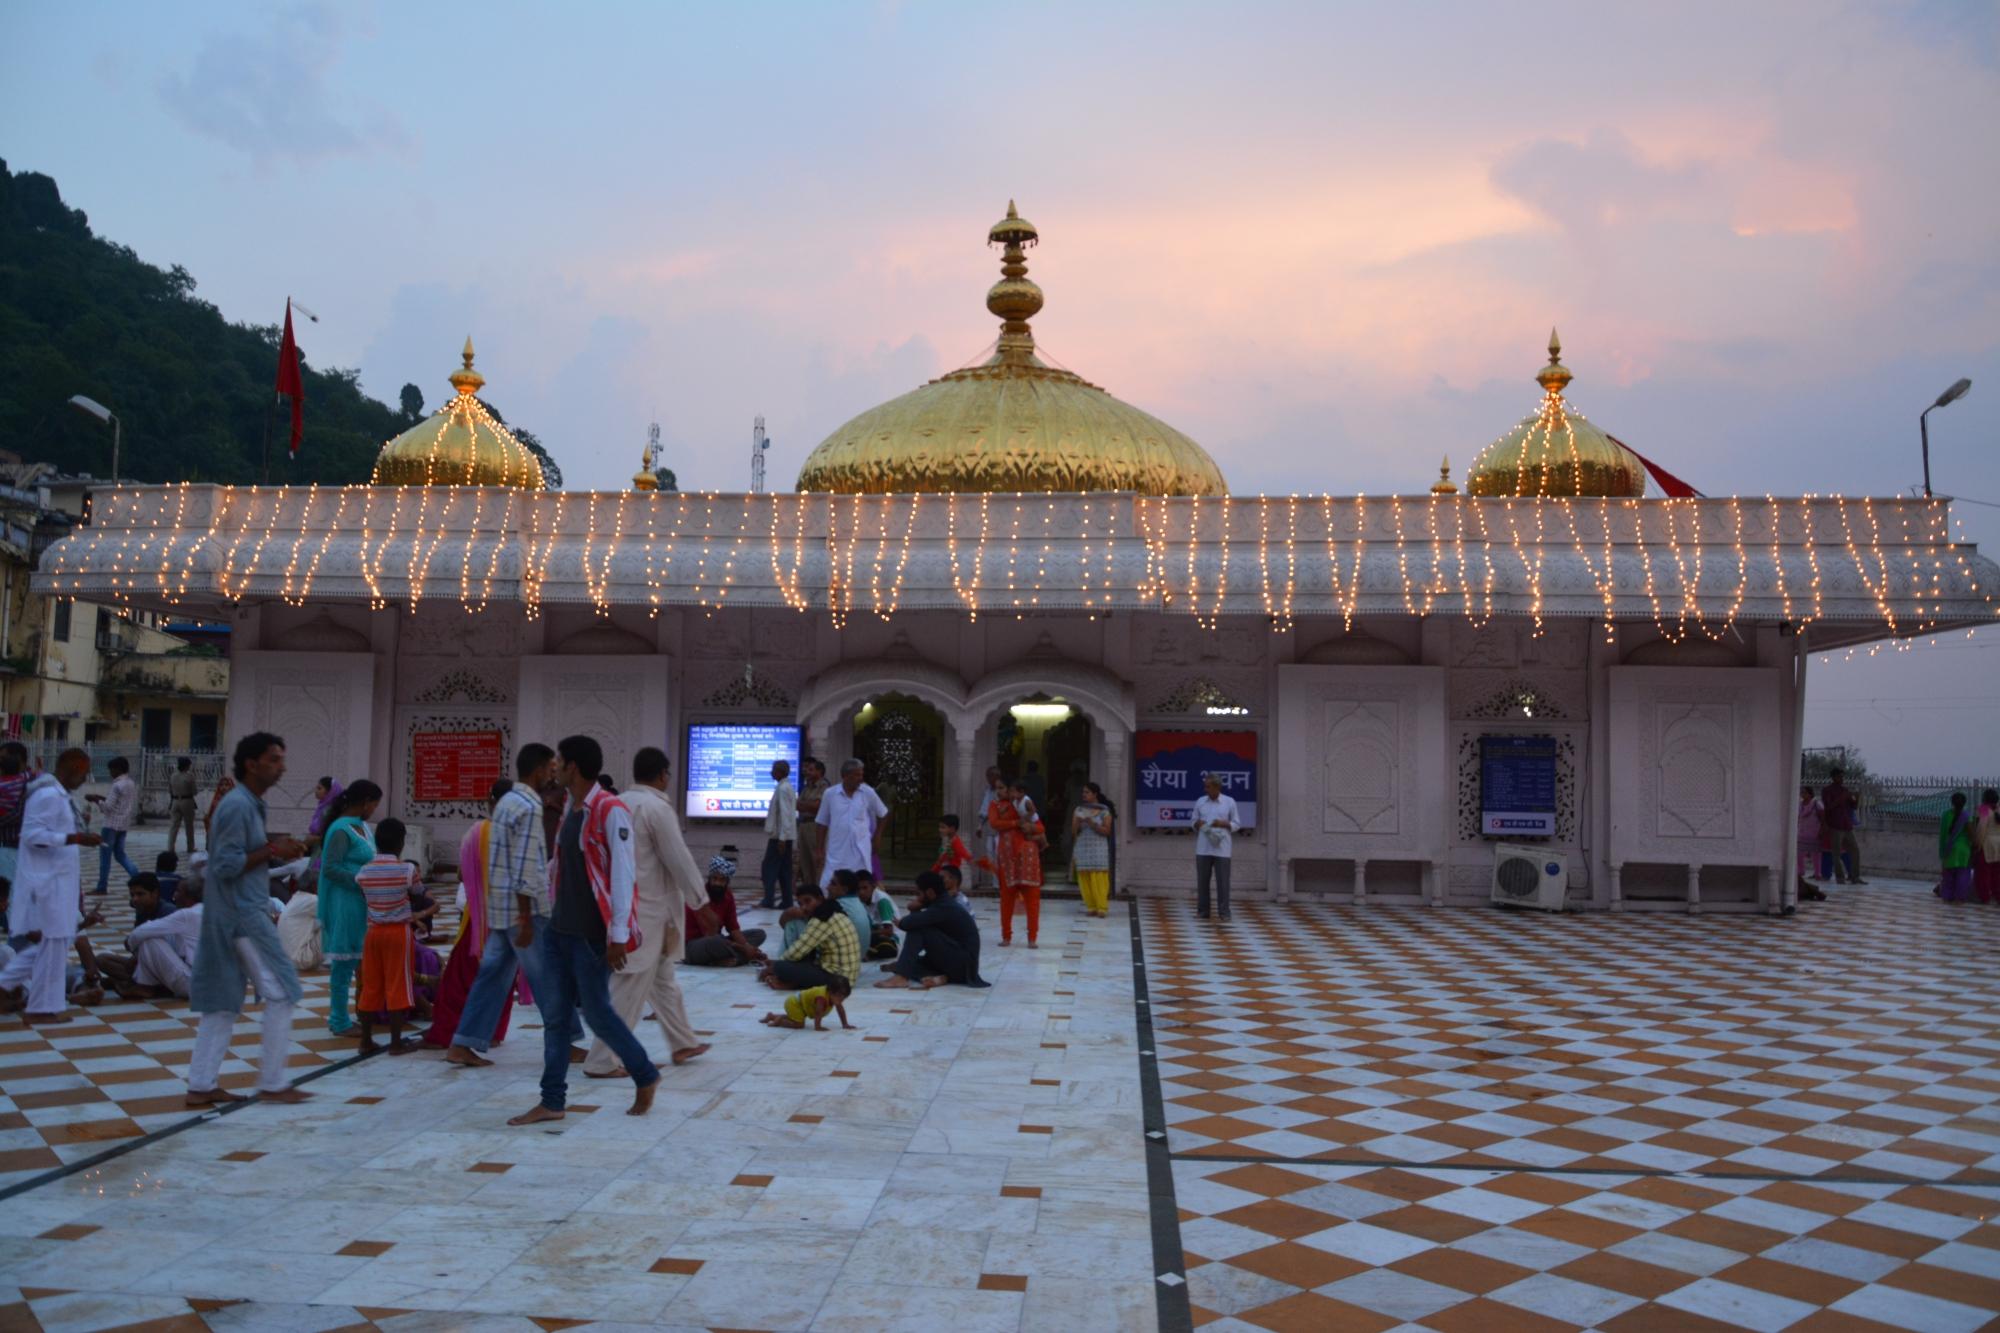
[133,937,193,997]
[27,935,72,1013]
[583,920,698,1075]
[187,937,296,1095]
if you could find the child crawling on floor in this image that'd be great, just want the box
[761,974,853,1031]
[355,818,420,1055]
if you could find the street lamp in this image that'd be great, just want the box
[1920,377,1972,498]
[66,394,120,482]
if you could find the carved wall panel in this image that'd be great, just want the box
[1276,665,1444,861]
[1608,666,1780,868]
[517,656,671,800]
[230,651,375,828]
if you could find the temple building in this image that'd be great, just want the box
[35,205,1998,913]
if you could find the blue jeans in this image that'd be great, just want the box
[95,829,140,893]
[537,928,658,1111]
[450,915,580,1053]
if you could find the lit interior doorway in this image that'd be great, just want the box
[851,694,946,876]
[996,694,1093,882]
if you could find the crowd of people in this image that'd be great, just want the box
[1796,769,2000,904]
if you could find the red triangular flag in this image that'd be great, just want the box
[275,300,305,458]
[1606,433,1702,498]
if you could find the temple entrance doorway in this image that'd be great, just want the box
[994,694,1094,881]
[851,694,946,877]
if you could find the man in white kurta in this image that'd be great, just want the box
[14,751,100,1021]
[582,747,710,1078]
[128,888,204,998]
[816,759,888,889]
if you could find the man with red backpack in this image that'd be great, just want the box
[509,735,660,1125]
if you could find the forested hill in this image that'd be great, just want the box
[0,158,408,485]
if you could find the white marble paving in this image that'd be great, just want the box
[1,897,1158,1332]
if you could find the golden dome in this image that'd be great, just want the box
[1464,331,1645,499]
[371,339,545,489]
[795,204,1227,496]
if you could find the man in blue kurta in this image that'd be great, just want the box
[186,731,312,1107]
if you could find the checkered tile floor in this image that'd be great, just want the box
[1145,888,2000,1331]
[1,831,404,1194]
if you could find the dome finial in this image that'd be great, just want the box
[449,335,486,397]
[987,202,1043,363]
[1431,455,1458,494]
[1535,326,1573,396]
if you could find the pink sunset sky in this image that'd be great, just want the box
[3,1,1996,770]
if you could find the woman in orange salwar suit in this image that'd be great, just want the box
[987,780,1045,947]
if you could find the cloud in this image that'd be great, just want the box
[157,3,406,167]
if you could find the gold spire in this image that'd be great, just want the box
[1535,327,1573,396]
[1431,455,1458,494]
[986,201,1043,364]
[448,336,485,397]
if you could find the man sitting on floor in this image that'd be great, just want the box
[101,871,204,1000]
[876,870,987,990]
[683,857,766,967]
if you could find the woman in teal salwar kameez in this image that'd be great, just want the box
[317,780,382,1033]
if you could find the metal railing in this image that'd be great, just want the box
[1813,776,2000,832]
[8,743,226,819]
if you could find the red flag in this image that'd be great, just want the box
[1607,433,1702,498]
[275,300,305,458]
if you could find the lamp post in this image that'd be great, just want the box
[1920,377,1972,498]
[67,395,120,482]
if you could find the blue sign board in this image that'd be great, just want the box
[1480,734,1557,836]
[1134,730,1258,829]
[686,724,800,820]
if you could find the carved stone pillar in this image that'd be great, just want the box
[1686,863,1703,915]
[1353,859,1367,907]
[1608,862,1624,912]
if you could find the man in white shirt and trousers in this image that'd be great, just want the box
[583,746,711,1078]
[1,750,101,1023]
[817,759,888,888]
[1191,772,1241,923]
[88,755,142,895]
[758,759,797,910]
[120,871,205,999]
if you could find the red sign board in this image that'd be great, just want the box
[410,730,504,803]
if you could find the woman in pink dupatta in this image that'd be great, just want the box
[422,808,513,1048]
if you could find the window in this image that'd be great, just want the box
[141,709,172,751]
[189,713,219,752]
[52,599,70,643]
[48,719,69,741]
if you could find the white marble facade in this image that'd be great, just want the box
[221,599,1815,915]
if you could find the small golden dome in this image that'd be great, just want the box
[371,338,545,489]
[1430,455,1458,494]
[795,204,1226,496]
[1464,330,1645,499]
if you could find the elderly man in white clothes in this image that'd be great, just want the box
[583,746,711,1078]
[1190,772,1241,923]
[4,750,102,1023]
[816,759,888,889]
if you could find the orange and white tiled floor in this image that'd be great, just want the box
[1145,888,2000,1331]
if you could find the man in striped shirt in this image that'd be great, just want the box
[445,742,581,1067]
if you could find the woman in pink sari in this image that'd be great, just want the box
[422,789,513,1049]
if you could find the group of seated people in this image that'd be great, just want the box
[682,846,990,1007]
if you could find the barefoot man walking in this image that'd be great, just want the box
[510,736,660,1125]
[185,732,313,1107]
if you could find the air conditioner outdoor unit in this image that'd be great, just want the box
[1490,844,1568,911]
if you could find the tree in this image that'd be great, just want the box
[399,383,424,423]
[654,467,677,491]
[474,399,562,490]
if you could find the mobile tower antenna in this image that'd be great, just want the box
[750,416,771,493]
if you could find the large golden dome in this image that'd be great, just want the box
[372,339,545,489]
[1465,332,1645,499]
[795,205,1227,496]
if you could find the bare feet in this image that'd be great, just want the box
[357,1040,385,1056]
[507,1104,566,1126]
[671,1043,710,1065]
[875,975,913,989]
[999,938,1012,948]
[70,988,105,1006]
[0,987,20,1013]
[387,1037,417,1056]
[568,1046,588,1064]
[1027,940,1038,949]
[185,1087,249,1108]
[444,1046,493,1068]
[921,974,950,988]
[24,1011,72,1025]
[259,1087,314,1104]
[629,1078,659,1117]
[584,1064,628,1079]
